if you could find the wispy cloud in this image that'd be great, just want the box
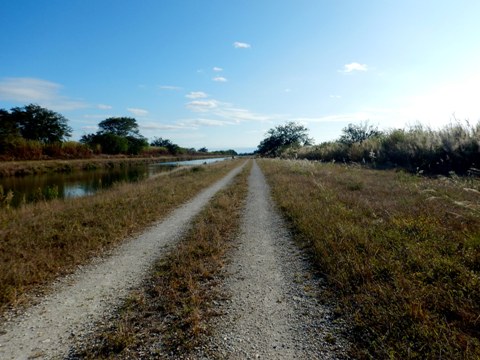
[186,100,219,112]
[213,67,223,72]
[0,77,87,110]
[97,104,112,110]
[189,118,232,127]
[159,85,182,90]
[233,41,251,49]
[340,62,368,73]
[186,91,208,99]
[213,76,228,82]
[185,97,275,123]
[127,107,149,117]
[140,122,192,131]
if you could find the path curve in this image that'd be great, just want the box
[194,160,349,359]
[0,161,247,360]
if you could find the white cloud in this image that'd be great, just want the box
[340,62,368,73]
[213,76,228,82]
[186,100,219,112]
[0,77,87,110]
[213,67,223,72]
[191,119,231,127]
[233,41,251,49]
[97,104,112,110]
[329,95,341,99]
[185,97,275,123]
[127,107,149,117]
[140,122,192,131]
[186,91,208,99]
[159,85,182,90]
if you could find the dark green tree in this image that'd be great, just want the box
[9,104,72,143]
[150,137,180,154]
[81,117,147,155]
[0,109,20,139]
[339,121,382,145]
[98,117,140,137]
[257,121,313,157]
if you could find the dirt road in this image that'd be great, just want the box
[193,160,349,359]
[0,160,348,359]
[0,162,246,360]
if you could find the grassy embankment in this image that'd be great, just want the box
[295,121,480,175]
[71,161,252,359]
[0,155,217,178]
[259,159,480,359]
[0,159,243,312]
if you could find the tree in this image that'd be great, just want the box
[9,104,72,143]
[257,121,313,157]
[198,147,208,153]
[0,109,19,139]
[81,117,147,155]
[98,117,140,137]
[150,137,180,154]
[339,121,382,145]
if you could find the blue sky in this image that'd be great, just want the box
[1,1,480,152]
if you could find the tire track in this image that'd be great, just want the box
[194,160,349,359]
[0,161,247,360]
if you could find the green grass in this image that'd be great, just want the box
[259,159,480,359]
[0,159,243,312]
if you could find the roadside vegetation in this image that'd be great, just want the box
[0,159,242,312]
[259,159,480,359]
[260,120,480,176]
[70,161,251,359]
[0,104,237,161]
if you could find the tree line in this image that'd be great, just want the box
[257,120,480,175]
[0,104,236,160]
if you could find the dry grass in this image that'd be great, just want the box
[259,159,480,359]
[0,160,243,312]
[70,161,251,359]
[0,156,211,177]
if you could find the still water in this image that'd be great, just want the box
[0,158,227,207]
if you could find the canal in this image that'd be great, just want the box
[0,158,227,207]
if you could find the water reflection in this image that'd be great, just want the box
[0,157,227,207]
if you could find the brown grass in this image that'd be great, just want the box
[69,160,251,359]
[0,155,218,177]
[258,159,480,359]
[0,160,243,312]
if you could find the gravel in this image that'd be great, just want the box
[0,162,246,360]
[191,160,350,359]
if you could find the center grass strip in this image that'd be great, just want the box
[258,159,480,360]
[0,160,242,312]
[69,160,252,359]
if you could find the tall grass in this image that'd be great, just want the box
[296,121,480,175]
[259,159,480,359]
[0,138,93,161]
[0,160,242,311]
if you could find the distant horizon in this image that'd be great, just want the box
[2,1,480,150]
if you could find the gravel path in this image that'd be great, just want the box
[0,161,246,360]
[194,160,350,359]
